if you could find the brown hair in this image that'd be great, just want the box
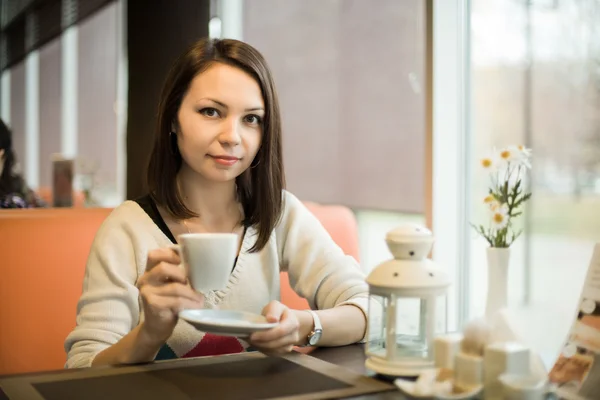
[147,38,285,252]
[0,119,23,195]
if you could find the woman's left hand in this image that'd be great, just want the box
[249,300,301,355]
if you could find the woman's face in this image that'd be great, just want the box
[175,62,265,183]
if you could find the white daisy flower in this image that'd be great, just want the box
[480,156,498,171]
[516,145,532,158]
[483,195,500,211]
[516,145,532,169]
[498,147,519,165]
[490,204,509,231]
[507,145,532,169]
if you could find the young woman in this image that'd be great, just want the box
[0,119,46,208]
[65,38,369,368]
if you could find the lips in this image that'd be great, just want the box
[211,155,239,161]
[209,155,240,166]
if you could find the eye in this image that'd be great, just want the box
[244,114,262,125]
[199,107,220,118]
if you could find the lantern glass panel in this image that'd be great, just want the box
[366,294,387,358]
[394,296,430,359]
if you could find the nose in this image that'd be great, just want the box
[218,118,242,146]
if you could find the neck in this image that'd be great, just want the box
[176,165,240,226]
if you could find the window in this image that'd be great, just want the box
[76,2,119,204]
[470,0,600,367]
[38,37,62,188]
[241,0,426,213]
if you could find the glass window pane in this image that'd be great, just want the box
[470,0,528,319]
[39,38,62,189]
[470,0,600,369]
[526,0,600,367]
[77,2,118,204]
[242,0,425,213]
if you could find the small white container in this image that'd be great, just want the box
[484,342,530,400]
[434,333,463,370]
[455,351,484,390]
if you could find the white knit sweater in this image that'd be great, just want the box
[64,191,370,368]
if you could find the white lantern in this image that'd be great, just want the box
[365,224,450,377]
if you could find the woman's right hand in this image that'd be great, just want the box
[136,248,204,344]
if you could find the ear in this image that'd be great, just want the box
[171,120,179,134]
[0,149,4,160]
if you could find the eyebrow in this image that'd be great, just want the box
[202,97,264,112]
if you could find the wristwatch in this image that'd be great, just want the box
[306,310,323,346]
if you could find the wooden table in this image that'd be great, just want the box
[311,345,409,400]
[0,345,409,400]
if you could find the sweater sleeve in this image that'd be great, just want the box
[64,205,142,368]
[276,191,370,337]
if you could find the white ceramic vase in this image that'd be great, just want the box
[485,247,510,318]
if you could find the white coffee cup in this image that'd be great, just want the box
[170,233,238,293]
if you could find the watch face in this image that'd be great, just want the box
[308,330,322,346]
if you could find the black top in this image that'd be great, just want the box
[134,194,178,243]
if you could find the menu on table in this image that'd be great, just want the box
[549,243,600,400]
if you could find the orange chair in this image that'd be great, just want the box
[0,208,112,375]
[0,202,359,375]
[280,201,360,310]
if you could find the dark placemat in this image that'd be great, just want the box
[33,357,350,400]
[0,350,395,400]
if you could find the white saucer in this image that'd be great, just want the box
[395,376,483,400]
[179,309,278,337]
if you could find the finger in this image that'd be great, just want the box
[261,300,286,323]
[251,309,297,343]
[152,283,204,303]
[146,262,188,286]
[137,263,187,289]
[252,332,298,351]
[145,292,204,314]
[250,323,297,344]
[146,248,181,271]
[140,283,203,307]
[252,332,297,349]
